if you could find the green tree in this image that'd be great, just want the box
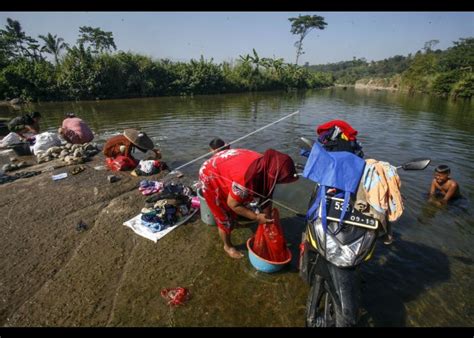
[77,26,117,53]
[58,43,100,100]
[288,14,327,65]
[0,18,40,60]
[423,39,440,53]
[39,33,69,65]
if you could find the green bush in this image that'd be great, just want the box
[0,58,57,101]
[431,71,462,97]
[451,73,474,98]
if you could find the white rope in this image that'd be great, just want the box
[171,110,300,172]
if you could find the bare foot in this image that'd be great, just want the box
[224,246,244,259]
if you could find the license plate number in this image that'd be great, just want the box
[322,197,378,229]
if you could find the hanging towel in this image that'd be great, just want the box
[361,159,403,222]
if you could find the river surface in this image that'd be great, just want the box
[1,87,473,326]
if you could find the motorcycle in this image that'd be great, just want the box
[297,137,430,327]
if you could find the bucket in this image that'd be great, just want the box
[197,188,216,226]
[9,142,32,156]
[247,237,292,273]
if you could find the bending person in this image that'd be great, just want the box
[7,111,41,140]
[199,148,298,259]
[103,128,161,170]
[58,112,94,144]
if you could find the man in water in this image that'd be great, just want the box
[429,165,461,205]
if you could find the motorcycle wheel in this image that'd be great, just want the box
[306,276,342,327]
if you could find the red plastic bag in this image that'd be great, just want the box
[253,222,270,260]
[252,208,289,262]
[161,287,190,307]
[105,155,138,171]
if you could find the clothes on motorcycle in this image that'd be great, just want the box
[321,138,364,158]
[316,119,358,141]
[361,159,403,222]
[303,142,366,232]
[316,119,364,158]
[318,126,364,158]
[316,120,358,141]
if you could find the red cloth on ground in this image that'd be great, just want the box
[199,149,262,234]
[316,119,358,141]
[105,155,138,171]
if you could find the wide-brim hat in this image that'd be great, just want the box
[123,128,154,151]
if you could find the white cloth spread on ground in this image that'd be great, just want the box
[0,132,21,147]
[123,207,198,243]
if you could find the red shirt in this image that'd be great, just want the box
[199,149,262,232]
[103,135,134,158]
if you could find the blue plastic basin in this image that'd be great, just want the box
[247,237,292,273]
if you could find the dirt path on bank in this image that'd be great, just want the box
[0,153,309,327]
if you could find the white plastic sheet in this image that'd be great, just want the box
[123,208,198,243]
[32,132,62,155]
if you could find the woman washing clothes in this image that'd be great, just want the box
[199,148,298,259]
[103,128,162,172]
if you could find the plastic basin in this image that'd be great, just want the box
[247,237,292,273]
[197,188,216,226]
[9,142,32,156]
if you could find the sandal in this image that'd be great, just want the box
[71,166,86,175]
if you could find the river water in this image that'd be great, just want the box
[1,87,472,326]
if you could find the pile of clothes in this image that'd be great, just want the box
[132,160,168,176]
[138,181,196,233]
[316,119,364,158]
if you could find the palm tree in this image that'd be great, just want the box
[249,48,261,73]
[1,18,28,58]
[26,41,44,61]
[39,33,68,65]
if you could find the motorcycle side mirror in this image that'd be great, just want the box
[397,158,431,170]
[298,137,315,150]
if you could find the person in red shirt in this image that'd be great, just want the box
[199,148,298,259]
[103,129,161,170]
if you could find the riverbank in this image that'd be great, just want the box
[354,76,401,92]
[0,151,308,327]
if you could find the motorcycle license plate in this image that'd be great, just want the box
[321,197,379,230]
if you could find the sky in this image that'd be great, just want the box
[0,12,473,65]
